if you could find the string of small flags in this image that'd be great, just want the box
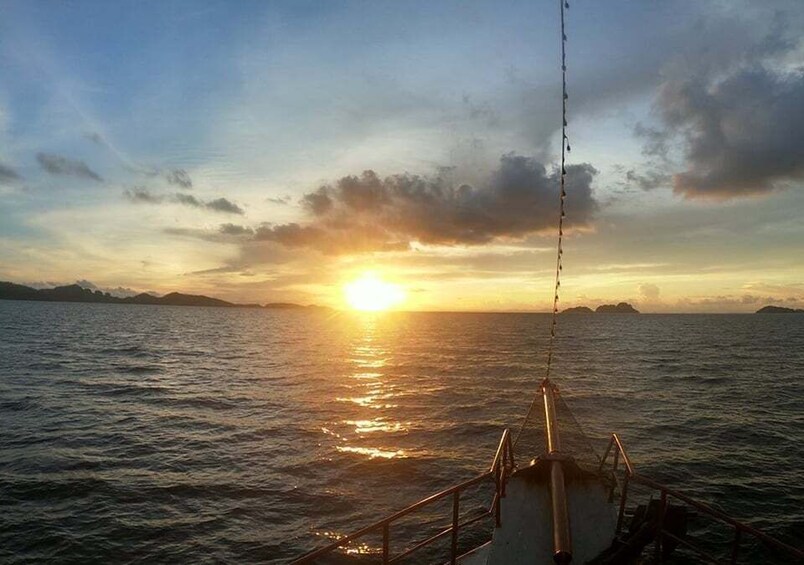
[545,0,570,380]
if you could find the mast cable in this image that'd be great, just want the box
[515,0,569,446]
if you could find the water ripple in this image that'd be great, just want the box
[0,302,802,563]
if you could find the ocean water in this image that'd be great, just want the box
[0,300,802,564]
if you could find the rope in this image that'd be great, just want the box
[546,0,570,381]
[514,0,570,447]
[555,393,601,464]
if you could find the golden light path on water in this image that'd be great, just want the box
[328,315,410,461]
[321,312,410,472]
[315,314,415,553]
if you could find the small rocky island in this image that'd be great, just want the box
[563,302,639,314]
[562,306,594,314]
[756,305,803,314]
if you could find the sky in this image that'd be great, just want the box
[0,0,803,312]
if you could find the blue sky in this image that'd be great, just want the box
[1,0,803,311]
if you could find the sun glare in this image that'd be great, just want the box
[344,274,406,311]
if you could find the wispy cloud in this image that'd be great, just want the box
[36,152,103,182]
[125,188,244,215]
[174,193,244,215]
[0,162,21,184]
[266,195,292,205]
[123,186,163,203]
[625,168,670,191]
[206,197,244,214]
[84,132,103,145]
[219,223,254,236]
[164,168,192,189]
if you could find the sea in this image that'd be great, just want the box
[0,300,802,564]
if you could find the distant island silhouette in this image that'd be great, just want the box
[563,302,639,314]
[3,282,798,314]
[0,281,325,310]
[755,305,803,314]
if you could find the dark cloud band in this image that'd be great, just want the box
[254,153,597,254]
[664,67,804,198]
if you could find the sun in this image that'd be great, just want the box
[344,273,406,311]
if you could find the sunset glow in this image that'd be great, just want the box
[344,274,406,312]
[0,2,802,313]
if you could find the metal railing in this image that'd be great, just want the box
[598,433,804,564]
[289,428,515,565]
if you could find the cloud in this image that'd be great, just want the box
[206,197,244,214]
[84,132,103,145]
[124,186,164,203]
[75,279,138,298]
[625,169,670,191]
[658,66,804,198]
[36,152,103,182]
[255,154,597,255]
[163,227,233,243]
[639,283,661,302]
[674,294,803,312]
[164,168,192,189]
[22,280,67,289]
[105,286,140,298]
[219,223,254,236]
[173,193,203,207]
[163,223,256,243]
[633,123,672,160]
[266,195,292,205]
[0,162,22,183]
[635,12,804,199]
[173,193,244,214]
[125,189,244,214]
[254,222,410,254]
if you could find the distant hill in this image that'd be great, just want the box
[125,291,236,308]
[562,306,594,314]
[0,281,321,310]
[596,302,639,314]
[756,305,803,314]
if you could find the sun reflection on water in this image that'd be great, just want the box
[343,418,407,433]
[327,317,409,460]
[315,531,378,555]
[335,445,407,459]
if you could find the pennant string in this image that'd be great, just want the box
[545,0,569,381]
[514,0,573,448]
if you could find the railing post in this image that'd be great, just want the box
[598,435,615,473]
[495,467,502,527]
[654,490,667,562]
[730,527,741,564]
[382,522,390,564]
[507,433,515,469]
[616,473,629,536]
[608,448,620,503]
[500,442,508,498]
[451,490,460,565]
